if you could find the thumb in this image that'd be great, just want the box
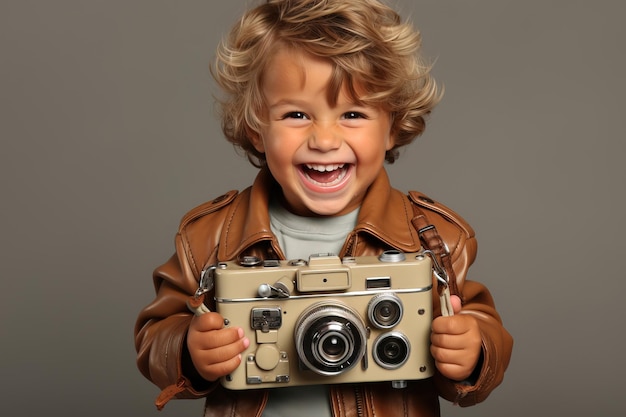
[450,295,462,314]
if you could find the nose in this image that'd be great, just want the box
[308,122,341,152]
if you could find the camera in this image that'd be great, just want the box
[213,250,434,390]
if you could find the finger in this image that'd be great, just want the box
[430,344,464,365]
[192,326,248,351]
[198,351,244,382]
[431,315,470,335]
[450,295,462,314]
[190,312,226,332]
[194,333,250,381]
[200,331,250,364]
[430,332,468,351]
[433,312,481,337]
[432,358,473,381]
[430,344,478,381]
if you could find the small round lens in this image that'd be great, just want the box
[382,340,402,360]
[373,332,410,369]
[368,294,403,329]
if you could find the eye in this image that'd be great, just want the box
[342,111,367,120]
[282,111,309,120]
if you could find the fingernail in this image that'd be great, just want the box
[243,337,250,348]
[238,327,244,338]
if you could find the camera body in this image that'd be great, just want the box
[213,250,434,390]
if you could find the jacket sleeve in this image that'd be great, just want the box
[134,249,219,408]
[134,192,238,409]
[409,191,513,406]
[434,235,513,406]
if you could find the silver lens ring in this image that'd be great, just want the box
[312,323,354,367]
[372,332,411,370]
[367,293,403,329]
[295,302,367,376]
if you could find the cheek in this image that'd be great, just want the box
[370,132,394,160]
[265,141,289,162]
[255,126,287,155]
[266,131,300,157]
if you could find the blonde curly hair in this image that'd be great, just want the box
[212,0,441,167]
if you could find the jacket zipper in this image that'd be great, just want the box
[354,386,365,417]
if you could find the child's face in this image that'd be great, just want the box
[251,49,395,217]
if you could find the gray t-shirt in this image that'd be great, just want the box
[262,200,359,417]
[269,198,359,260]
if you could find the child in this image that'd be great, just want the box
[134,1,513,416]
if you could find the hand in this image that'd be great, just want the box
[430,295,482,381]
[187,312,250,382]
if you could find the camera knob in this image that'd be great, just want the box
[378,250,406,263]
[258,284,273,298]
[258,283,291,298]
[255,344,280,371]
[240,255,262,267]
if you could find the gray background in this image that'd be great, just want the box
[1,1,624,416]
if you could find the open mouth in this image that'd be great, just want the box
[301,163,349,187]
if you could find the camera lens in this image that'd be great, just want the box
[295,302,367,376]
[373,332,410,369]
[367,293,403,329]
[316,326,351,364]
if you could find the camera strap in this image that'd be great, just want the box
[409,201,458,317]
[186,265,215,316]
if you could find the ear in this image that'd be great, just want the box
[385,130,396,151]
[247,129,266,154]
[385,113,397,151]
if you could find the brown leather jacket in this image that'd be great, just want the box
[135,168,513,417]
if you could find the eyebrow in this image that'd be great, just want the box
[267,99,308,109]
[267,98,373,111]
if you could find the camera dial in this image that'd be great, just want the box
[378,250,406,263]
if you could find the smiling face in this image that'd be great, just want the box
[250,49,395,217]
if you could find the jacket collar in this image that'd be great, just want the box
[353,168,421,252]
[217,167,421,260]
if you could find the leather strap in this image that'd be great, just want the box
[410,201,460,300]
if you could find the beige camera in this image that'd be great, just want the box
[213,250,434,390]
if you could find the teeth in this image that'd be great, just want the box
[305,163,345,172]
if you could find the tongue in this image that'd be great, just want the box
[306,167,342,184]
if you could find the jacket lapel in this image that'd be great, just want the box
[217,168,278,261]
[352,169,422,252]
[217,168,422,261]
